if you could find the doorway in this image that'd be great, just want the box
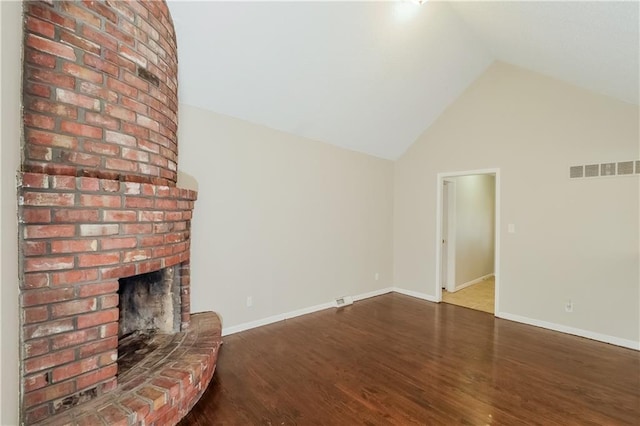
[435,169,500,314]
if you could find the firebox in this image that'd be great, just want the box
[118,266,182,338]
[116,266,183,377]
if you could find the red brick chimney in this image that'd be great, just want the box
[18,1,198,423]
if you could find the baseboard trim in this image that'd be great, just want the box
[222,313,287,337]
[497,311,640,351]
[452,273,493,293]
[391,287,438,302]
[222,287,394,336]
[222,290,639,351]
[352,286,394,302]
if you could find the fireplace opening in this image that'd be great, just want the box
[117,266,182,375]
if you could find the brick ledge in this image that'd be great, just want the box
[36,312,222,426]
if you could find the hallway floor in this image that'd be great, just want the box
[442,276,495,314]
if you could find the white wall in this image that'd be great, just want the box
[177,104,394,331]
[0,1,22,424]
[453,175,495,287]
[394,62,639,346]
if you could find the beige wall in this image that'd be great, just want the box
[453,174,495,287]
[1,1,22,423]
[394,61,639,345]
[178,104,394,330]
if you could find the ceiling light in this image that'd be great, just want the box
[394,1,421,21]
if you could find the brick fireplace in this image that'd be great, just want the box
[18,1,220,424]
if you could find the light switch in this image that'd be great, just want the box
[508,224,516,234]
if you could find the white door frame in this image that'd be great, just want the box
[434,168,501,314]
[441,179,457,292]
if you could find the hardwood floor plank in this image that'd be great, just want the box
[180,293,640,425]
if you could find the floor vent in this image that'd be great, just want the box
[335,296,354,308]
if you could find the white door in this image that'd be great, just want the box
[441,181,449,289]
[441,179,456,293]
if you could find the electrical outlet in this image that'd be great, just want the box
[374,272,379,281]
[565,300,573,313]
[246,296,253,307]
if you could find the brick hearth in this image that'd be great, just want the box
[36,313,222,426]
[18,1,220,424]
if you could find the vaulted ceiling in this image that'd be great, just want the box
[167,1,639,160]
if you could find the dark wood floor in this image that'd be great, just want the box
[180,293,639,425]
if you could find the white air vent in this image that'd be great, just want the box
[584,164,599,177]
[601,163,616,176]
[335,295,354,308]
[570,159,639,179]
[617,161,634,175]
[569,165,583,178]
